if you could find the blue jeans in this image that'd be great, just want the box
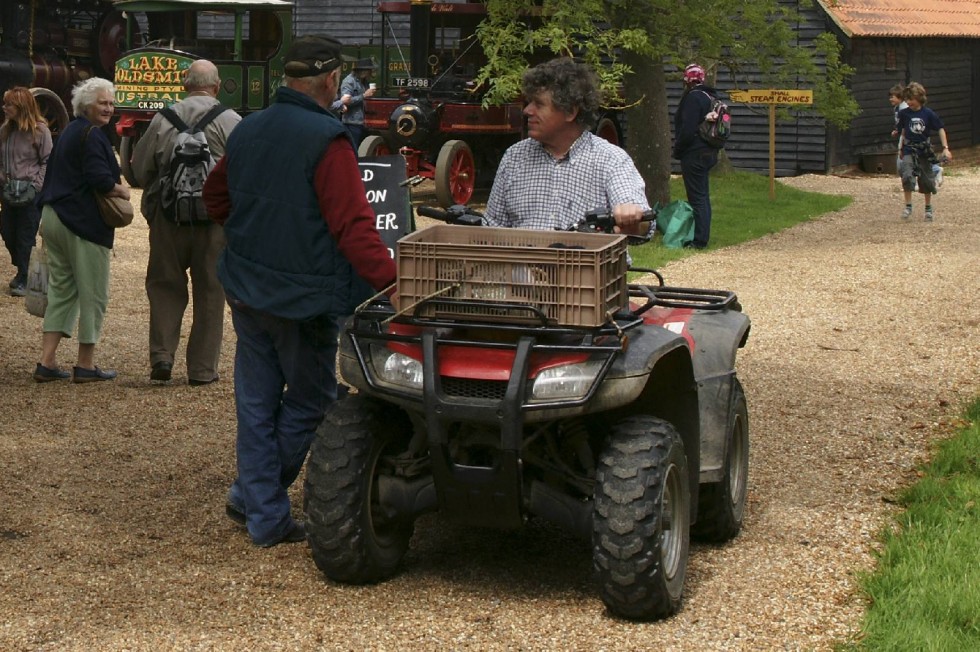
[226,298,342,545]
[680,148,718,247]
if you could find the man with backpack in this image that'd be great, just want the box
[133,59,241,385]
[673,63,722,250]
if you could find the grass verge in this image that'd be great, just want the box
[845,398,980,650]
[629,170,852,271]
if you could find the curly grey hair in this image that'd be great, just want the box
[71,77,116,118]
[522,58,601,128]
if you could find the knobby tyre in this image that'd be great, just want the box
[593,416,691,620]
[693,377,749,542]
[304,395,414,584]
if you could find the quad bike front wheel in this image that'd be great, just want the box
[593,416,691,620]
[304,395,414,584]
[693,378,749,542]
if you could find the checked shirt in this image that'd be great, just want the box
[484,131,649,230]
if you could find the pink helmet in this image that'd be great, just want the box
[683,63,705,85]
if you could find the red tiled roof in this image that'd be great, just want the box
[817,0,980,38]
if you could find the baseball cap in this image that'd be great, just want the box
[683,63,705,84]
[284,35,344,77]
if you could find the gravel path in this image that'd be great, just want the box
[0,169,977,651]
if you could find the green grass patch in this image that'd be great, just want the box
[844,398,980,650]
[629,170,852,271]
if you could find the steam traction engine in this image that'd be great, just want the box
[0,0,129,139]
[359,1,623,207]
[110,0,293,186]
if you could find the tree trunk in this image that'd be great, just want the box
[620,51,672,207]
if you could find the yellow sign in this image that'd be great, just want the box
[728,89,813,105]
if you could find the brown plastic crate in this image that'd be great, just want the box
[397,225,628,327]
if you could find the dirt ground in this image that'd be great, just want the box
[0,169,977,651]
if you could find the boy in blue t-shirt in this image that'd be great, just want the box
[896,82,952,221]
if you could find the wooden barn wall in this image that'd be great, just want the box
[834,38,979,169]
[667,0,830,177]
[292,0,406,45]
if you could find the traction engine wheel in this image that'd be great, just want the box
[435,139,475,207]
[358,135,392,158]
[119,134,142,188]
[595,116,621,146]
[304,395,415,584]
[30,89,69,142]
[593,415,691,620]
[693,377,749,542]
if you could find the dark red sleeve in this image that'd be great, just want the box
[203,154,231,225]
[315,138,397,292]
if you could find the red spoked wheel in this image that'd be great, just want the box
[358,135,392,158]
[435,139,475,207]
[595,115,621,147]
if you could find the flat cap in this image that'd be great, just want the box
[353,58,377,71]
[284,35,344,77]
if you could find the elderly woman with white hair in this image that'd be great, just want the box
[33,77,130,383]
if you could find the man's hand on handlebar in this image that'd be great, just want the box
[611,203,649,236]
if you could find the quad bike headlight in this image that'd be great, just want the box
[375,350,424,390]
[531,360,604,401]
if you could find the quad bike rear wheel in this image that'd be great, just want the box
[435,139,475,207]
[693,378,749,542]
[593,416,690,620]
[304,395,415,583]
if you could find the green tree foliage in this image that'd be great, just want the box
[473,0,859,202]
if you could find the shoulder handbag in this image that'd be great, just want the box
[2,178,36,207]
[96,192,134,227]
[82,125,134,228]
[24,241,49,318]
[2,139,37,207]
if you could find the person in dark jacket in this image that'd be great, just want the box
[203,35,397,548]
[672,63,718,250]
[33,78,129,383]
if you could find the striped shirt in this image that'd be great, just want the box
[484,131,649,230]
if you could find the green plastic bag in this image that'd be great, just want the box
[657,200,695,249]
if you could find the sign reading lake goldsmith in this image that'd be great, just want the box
[114,51,194,110]
[727,89,813,199]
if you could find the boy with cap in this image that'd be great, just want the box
[203,35,397,548]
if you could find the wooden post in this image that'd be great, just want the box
[769,103,776,200]
[728,89,814,200]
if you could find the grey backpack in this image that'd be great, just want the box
[158,104,228,223]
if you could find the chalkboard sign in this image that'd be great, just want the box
[358,155,412,259]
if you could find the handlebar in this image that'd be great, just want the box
[415,204,484,226]
[414,205,656,240]
[573,209,657,235]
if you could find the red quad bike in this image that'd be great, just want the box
[303,206,751,621]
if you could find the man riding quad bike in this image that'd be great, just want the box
[302,206,751,621]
